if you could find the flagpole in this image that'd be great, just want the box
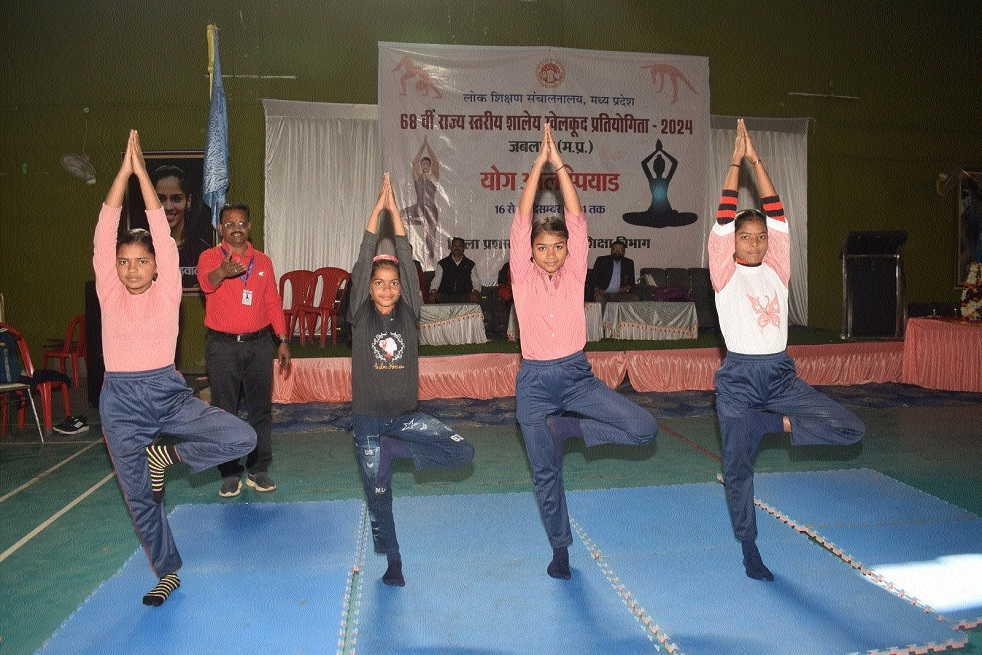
[203,23,229,226]
[207,24,216,100]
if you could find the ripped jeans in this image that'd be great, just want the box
[352,411,474,553]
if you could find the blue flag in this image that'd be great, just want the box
[203,28,229,228]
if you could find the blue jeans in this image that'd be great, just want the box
[714,351,865,543]
[100,365,256,576]
[516,351,658,548]
[352,411,474,554]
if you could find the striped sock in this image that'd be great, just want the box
[146,444,178,503]
[142,573,180,606]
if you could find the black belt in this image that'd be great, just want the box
[208,328,271,343]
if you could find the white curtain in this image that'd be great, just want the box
[262,99,381,291]
[263,101,810,325]
[706,116,810,326]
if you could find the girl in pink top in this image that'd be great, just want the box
[95,131,255,606]
[511,124,658,579]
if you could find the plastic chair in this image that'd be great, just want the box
[414,260,429,303]
[1,323,70,438]
[298,267,350,347]
[278,270,317,340]
[1,326,43,441]
[43,314,86,389]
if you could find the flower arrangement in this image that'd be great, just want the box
[961,261,982,320]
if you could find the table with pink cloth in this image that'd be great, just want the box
[901,317,982,392]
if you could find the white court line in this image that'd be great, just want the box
[0,471,116,564]
[0,438,104,504]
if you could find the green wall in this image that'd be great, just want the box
[2,1,980,367]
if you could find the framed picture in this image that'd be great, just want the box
[957,169,982,288]
[123,151,216,292]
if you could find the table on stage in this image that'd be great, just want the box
[901,316,982,392]
[602,301,698,340]
[506,302,604,343]
[419,303,488,346]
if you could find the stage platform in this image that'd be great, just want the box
[272,340,904,403]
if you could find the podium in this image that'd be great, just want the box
[841,231,907,338]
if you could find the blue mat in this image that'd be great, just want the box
[37,476,971,655]
[37,500,365,655]
[754,468,982,629]
[354,492,659,654]
[566,483,966,655]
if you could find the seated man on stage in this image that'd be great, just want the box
[591,239,639,303]
[484,260,513,338]
[429,237,482,304]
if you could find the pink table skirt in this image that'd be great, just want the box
[271,340,905,403]
[624,341,902,393]
[901,317,982,392]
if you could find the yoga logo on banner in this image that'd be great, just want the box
[378,43,711,278]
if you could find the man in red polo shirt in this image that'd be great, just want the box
[197,204,291,497]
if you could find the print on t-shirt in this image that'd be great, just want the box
[373,331,406,369]
[748,294,781,330]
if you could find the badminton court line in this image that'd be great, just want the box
[0,471,116,564]
[660,421,722,462]
[0,438,104,504]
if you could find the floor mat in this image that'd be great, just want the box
[36,500,365,655]
[353,492,659,654]
[753,468,982,629]
[566,483,967,655]
[36,478,970,655]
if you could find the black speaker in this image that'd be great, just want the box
[841,231,907,338]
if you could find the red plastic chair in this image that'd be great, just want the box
[414,260,429,303]
[43,314,86,389]
[0,322,70,436]
[278,270,317,340]
[298,267,350,347]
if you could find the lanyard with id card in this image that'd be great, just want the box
[222,246,255,306]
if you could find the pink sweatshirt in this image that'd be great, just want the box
[94,204,181,372]
[510,210,588,361]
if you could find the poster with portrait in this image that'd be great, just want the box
[123,151,217,291]
[958,169,982,287]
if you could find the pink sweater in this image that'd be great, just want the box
[94,204,181,372]
[510,210,588,361]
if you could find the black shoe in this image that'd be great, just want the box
[219,476,242,498]
[246,472,277,492]
[53,416,88,435]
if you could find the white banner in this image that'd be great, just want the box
[378,43,710,283]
